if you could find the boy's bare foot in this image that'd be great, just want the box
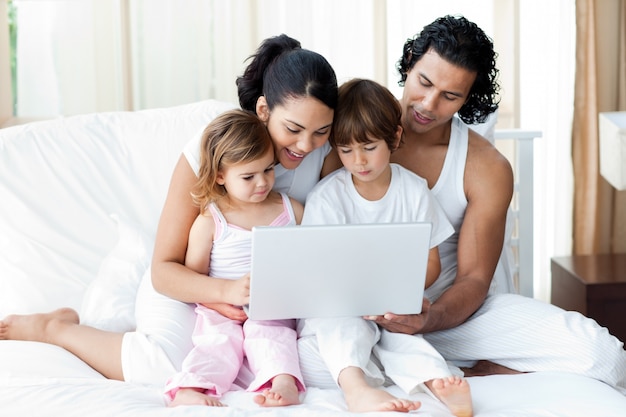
[0,308,79,343]
[169,388,225,407]
[253,374,300,407]
[339,367,420,413]
[427,376,473,417]
[461,360,522,377]
[344,385,421,413]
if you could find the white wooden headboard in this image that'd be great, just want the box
[494,129,541,298]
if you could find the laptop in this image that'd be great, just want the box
[246,222,431,320]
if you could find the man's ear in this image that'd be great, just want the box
[392,125,403,151]
[256,96,270,123]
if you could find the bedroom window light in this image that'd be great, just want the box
[7,0,15,115]
[0,0,15,126]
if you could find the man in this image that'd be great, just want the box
[373,15,626,390]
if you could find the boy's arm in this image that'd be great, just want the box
[424,246,441,289]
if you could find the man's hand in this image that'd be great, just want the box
[364,297,432,335]
[200,302,248,322]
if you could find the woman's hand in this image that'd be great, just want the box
[364,297,432,335]
[200,302,248,322]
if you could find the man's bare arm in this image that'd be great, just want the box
[371,137,514,334]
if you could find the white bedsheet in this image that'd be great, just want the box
[1,340,626,417]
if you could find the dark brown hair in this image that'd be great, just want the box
[331,78,402,151]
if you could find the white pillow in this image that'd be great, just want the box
[80,214,153,332]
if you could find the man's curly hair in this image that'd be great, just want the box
[396,15,500,124]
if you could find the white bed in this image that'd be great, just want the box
[1,100,625,417]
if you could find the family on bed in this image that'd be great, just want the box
[1,15,625,417]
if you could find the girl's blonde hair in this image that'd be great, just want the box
[192,109,274,212]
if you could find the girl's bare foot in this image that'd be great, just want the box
[170,388,225,407]
[253,374,300,407]
[0,308,79,342]
[344,385,421,413]
[427,376,473,417]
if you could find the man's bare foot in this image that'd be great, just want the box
[344,385,421,413]
[169,388,225,407]
[427,376,473,417]
[253,374,300,407]
[0,308,79,343]
[461,360,522,377]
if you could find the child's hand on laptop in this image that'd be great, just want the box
[222,272,250,306]
[199,273,251,321]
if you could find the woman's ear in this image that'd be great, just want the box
[392,125,403,151]
[256,96,270,123]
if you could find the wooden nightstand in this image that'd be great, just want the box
[551,253,626,343]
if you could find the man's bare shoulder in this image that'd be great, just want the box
[465,130,513,203]
[466,129,512,173]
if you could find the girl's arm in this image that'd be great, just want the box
[151,155,246,306]
[184,213,214,275]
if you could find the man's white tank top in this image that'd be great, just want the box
[424,117,514,301]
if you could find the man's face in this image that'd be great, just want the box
[400,49,477,136]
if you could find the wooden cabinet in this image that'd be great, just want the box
[551,253,626,343]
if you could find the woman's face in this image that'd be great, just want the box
[257,96,334,170]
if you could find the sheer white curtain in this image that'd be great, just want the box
[518,0,575,301]
[10,0,575,301]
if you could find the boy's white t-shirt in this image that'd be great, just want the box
[183,130,332,204]
[302,164,453,249]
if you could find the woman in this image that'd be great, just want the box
[0,34,340,396]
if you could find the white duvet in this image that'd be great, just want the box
[1,100,625,417]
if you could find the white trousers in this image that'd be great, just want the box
[298,316,454,394]
[121,269,195,386]
[299,294,626,392]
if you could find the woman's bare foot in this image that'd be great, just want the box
[0,308,79,343]
[427,376,473,417]
[461,360,522,377]
[253,374,300,407]
[170,388,225,407]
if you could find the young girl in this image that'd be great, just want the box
[297,79,473,417]
[165,109,305,407]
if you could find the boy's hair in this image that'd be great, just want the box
[192,109,273,212]
[396,15,500,124]
[331,78,402,151]
[236,34,338,113]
